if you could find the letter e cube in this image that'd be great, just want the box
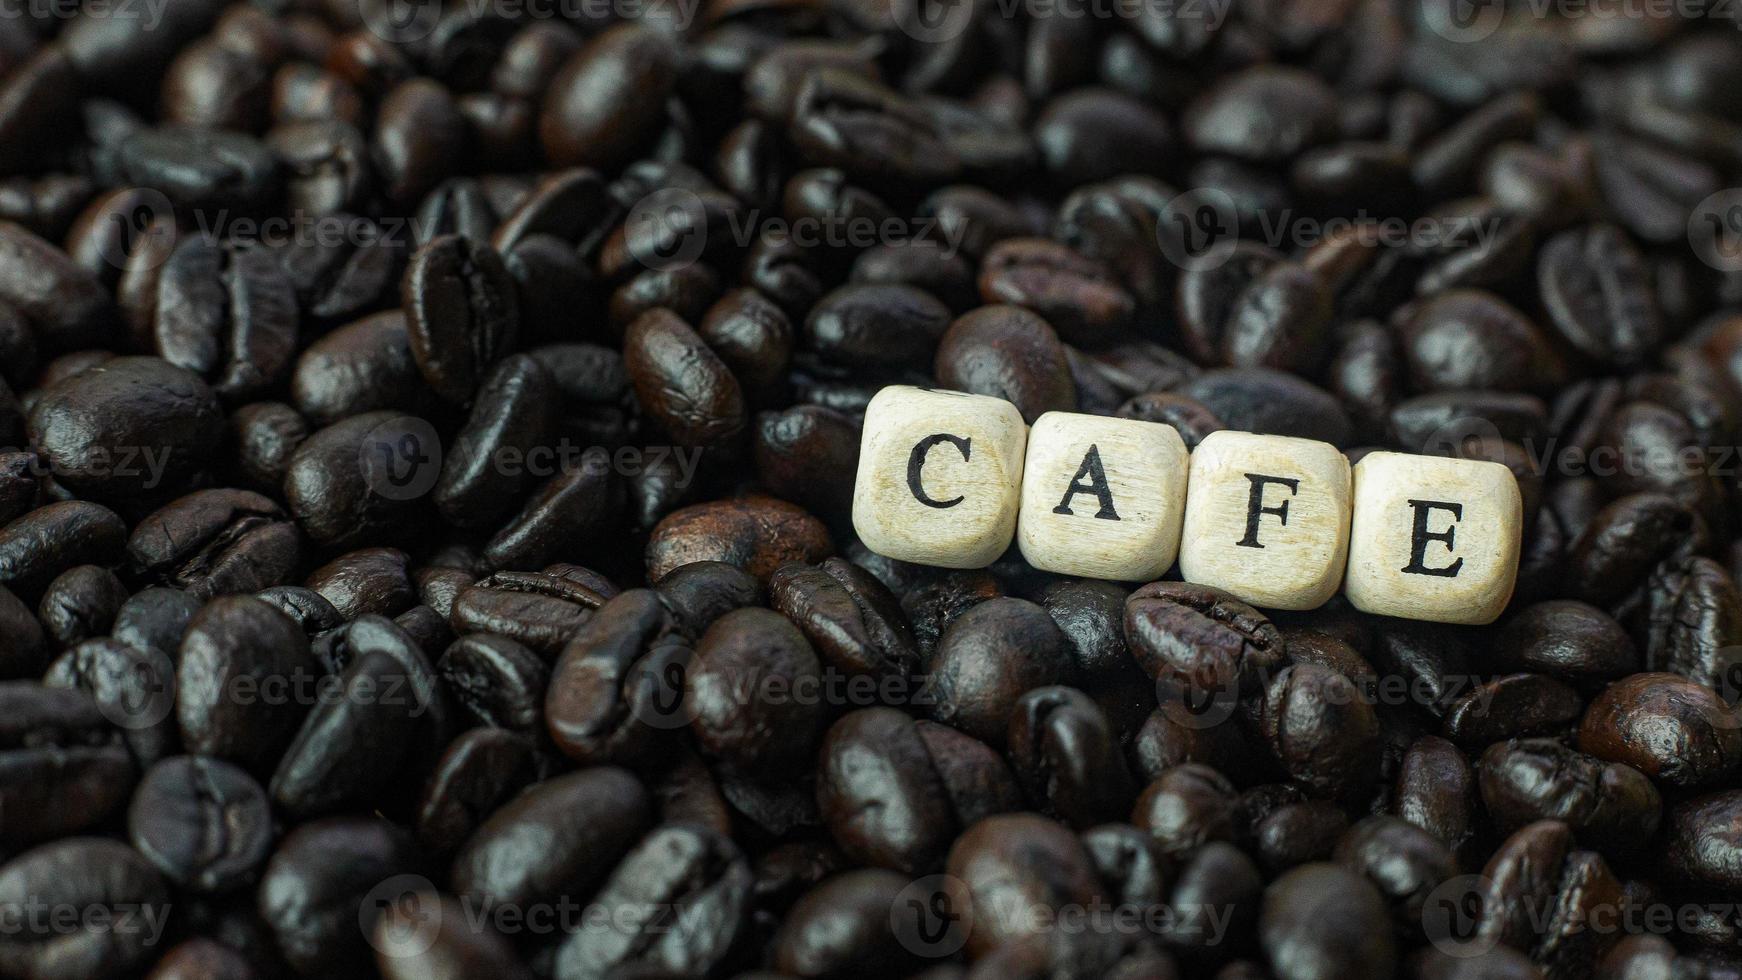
[1344,451,1522,625]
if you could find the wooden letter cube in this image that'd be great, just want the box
[1179,431,1352,610]
[853,386,1027,569]
[1344,451,1522,625]
[1016,412,1189,581]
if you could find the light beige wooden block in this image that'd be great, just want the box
[853,385,1027,569]
[1179,431,1352,610]
[1016,412,1188,581]
[1344,451,1522,625]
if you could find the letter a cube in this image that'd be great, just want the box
[1344,451,1522,625]
[852,386,1028,569]
[1179,431,1352,610]
[1017,412,1189,581]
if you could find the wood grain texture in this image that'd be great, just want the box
[1344,451,1522,625]
[1178,431,1352,610]
[851,385,1027,569]
[1016,411,1188,581]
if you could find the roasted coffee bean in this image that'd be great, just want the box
[283,411,433,549]
[553,822,752,979]
[1579,672,1742,788]
[269,647,426,819]
[372,79,465,206]
[1133,763,1239,858]
[541,25,678,171]
[647,496,832,582]
[0,500,127,596]
[449,568,608,656]
[129,755,272,892]
[451,766,651,912]
[948,814,1107,961]
[289,311,433,425]
[804,282,950,373]
[1495,600,1638,679]
[402,235,519,406]
[625,308,745,451]
[0,837,170,979]
[176,595,317,773]
[1479,739,1661,850]
[772,869,929,977]
[38,564,129,647]
[1259,863,1394,980]
[154,235,298,402]
[1126,582,1287,703]
[414,726,538,855]
[28,356,224,502]
[254,585,344,636]
[110,586,201,657]
[934,304,1075,424]
[1007,685,1135,828]
[303,547,413,620]
[925,597,1074,746]
[257,817,421,977]
[128,489,300,598]
[0,682,135,843]
[688,606,825,773]
[438,633,548,736]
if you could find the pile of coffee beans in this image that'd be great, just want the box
[2,0,1742,978]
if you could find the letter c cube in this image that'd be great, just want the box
[852,386,1028,569]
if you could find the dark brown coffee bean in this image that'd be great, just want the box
[0,837,169,979]
[1578,672,1742,789]
[402,235,519,406]
[129,755,272,893]
[128,489,300,598]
